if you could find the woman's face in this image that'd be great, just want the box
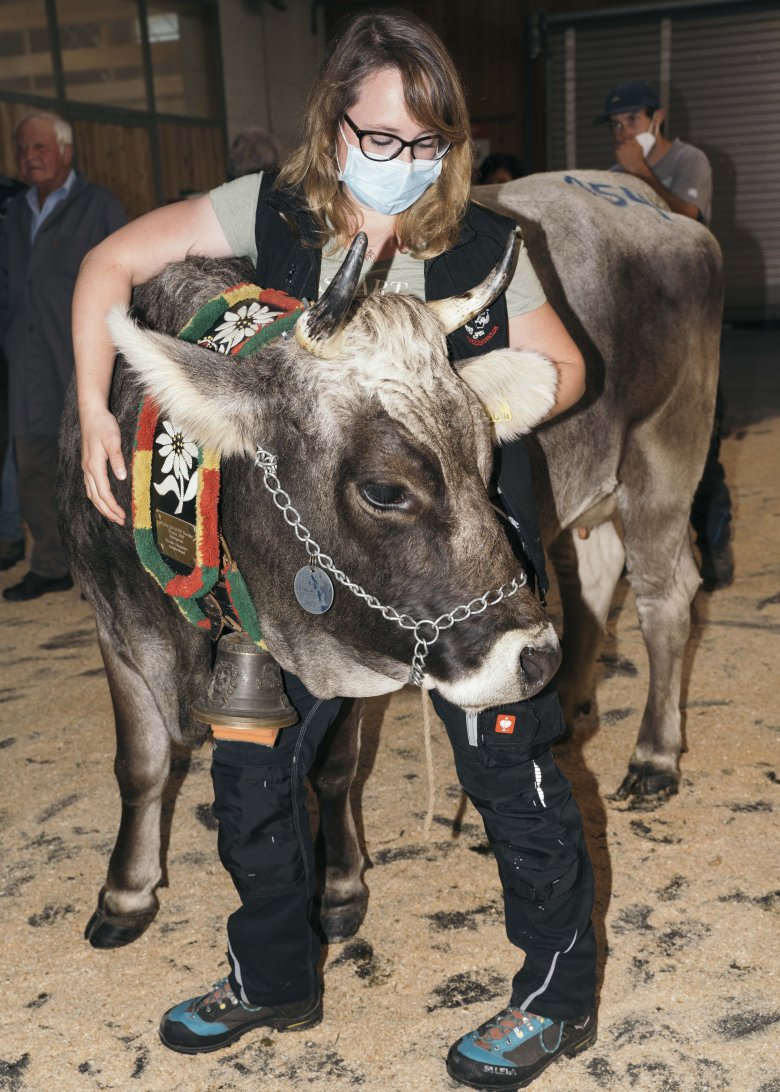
[337,67,439,171]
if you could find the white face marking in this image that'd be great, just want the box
[428,623,561,708]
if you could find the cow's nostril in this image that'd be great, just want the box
[519,649,545,687]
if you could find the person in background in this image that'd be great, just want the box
[226,127,280,180]
[477,151,523,185]
[0,111,127,602]
[0,172,27,572]
[596,79,733,590]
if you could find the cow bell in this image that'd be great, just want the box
[191,632,298,730]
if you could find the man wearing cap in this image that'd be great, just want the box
[596,79,712,225]
[595,80,732,591]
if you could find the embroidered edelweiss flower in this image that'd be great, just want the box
[155,419,198,480]
[212,301,283,349]
[197,334,228,354]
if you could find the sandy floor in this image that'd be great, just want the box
[1,330,778,1092]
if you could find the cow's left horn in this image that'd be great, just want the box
[294,231,367,359]
[427,228,517,335]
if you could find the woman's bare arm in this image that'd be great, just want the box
[74,194,234,524]
[508,303,585,420]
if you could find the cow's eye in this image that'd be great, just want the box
[359,481,409,510]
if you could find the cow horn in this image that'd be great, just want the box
[294,231,367,358]
[427,228,517,335]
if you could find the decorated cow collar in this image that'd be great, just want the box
[132,281,304,645]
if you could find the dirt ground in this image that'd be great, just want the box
[1,330,778,1092]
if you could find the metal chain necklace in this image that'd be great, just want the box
[254,445,525,685]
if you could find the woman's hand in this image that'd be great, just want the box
[73,192,234,522]
[81,407,128,525]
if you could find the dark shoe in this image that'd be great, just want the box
[699,543,734,592]
[159,977,322,1055]
[3,571,73,602]
[447,1004,596,1090]
[0,539,24,571]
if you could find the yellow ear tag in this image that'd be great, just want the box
[488,401,512,424]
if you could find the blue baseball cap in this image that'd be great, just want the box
[594,80,661,123]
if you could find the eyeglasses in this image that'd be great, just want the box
[342,113,450,162]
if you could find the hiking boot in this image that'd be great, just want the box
[159,977,322,1054]
[447,1004,596,1090]
[699,543,734,592]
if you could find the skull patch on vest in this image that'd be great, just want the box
[464,307,499,347]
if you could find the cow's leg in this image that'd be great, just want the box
[615,475,701,802]
[310,698,368,942]
[85,622,175,948]
[550,522,626,725]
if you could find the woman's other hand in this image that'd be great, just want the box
[81,407,127,525]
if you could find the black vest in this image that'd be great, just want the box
[253,175,548,596]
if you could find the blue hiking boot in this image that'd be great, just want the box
[159,977,322,1054]
[447,1004,596,1090]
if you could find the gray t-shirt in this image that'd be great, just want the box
[209,173,547,316]
[611,138,712,225]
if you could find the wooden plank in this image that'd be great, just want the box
[72,118,154,220]
[158,121,225,202]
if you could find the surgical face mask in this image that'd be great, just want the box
[337,134,443,216]
[634,115,659,158]
[634,130,656,157]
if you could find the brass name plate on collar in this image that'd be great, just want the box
[155,510,197,567]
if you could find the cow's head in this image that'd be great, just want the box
[109,233,561,708]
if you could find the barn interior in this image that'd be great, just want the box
[1,1,779,1090]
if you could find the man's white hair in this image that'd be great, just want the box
[16,111,73,152]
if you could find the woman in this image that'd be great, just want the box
[73,12,595,1091]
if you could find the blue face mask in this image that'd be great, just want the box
[337,134,443,216]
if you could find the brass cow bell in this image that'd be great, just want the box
[192,632,298,730]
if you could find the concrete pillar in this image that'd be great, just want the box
[218,0,325,157]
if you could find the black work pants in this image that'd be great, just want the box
[14,435,69,577]
[211,670,344,1007]
[431,686,596,1020]
[212,676,596,1021]
[690,383,732,552]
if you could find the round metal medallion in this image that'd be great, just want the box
[294,566,335,614]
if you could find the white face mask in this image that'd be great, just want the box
[634,131,656,157]
[337,130,443,216]
[634,115,659,158]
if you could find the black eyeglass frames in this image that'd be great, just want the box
[342,113,451,162]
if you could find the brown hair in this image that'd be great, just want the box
[276,10,473,259]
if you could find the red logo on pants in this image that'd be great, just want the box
[495,714,516,734]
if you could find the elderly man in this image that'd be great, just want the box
[0,111,126,601]
[595,81,733,591]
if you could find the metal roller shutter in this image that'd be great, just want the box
[542,0,780,322]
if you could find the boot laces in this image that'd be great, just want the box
[194,977,239,1014]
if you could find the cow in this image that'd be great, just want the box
[57,170,722,950]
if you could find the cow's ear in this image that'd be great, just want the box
[457,348,558,442]
[108,306,262,456]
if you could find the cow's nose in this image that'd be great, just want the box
[519,642,562,693]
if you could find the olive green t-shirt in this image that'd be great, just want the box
[209,173,547,316]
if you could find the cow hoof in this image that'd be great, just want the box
[320,898,368,943]
[85,905,158,949]
[614,765,679,805]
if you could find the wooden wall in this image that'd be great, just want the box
[71,120,154,221]
[158,123,226,202]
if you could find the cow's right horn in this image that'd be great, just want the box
[294,231,367,359]
[427,228,517,335]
